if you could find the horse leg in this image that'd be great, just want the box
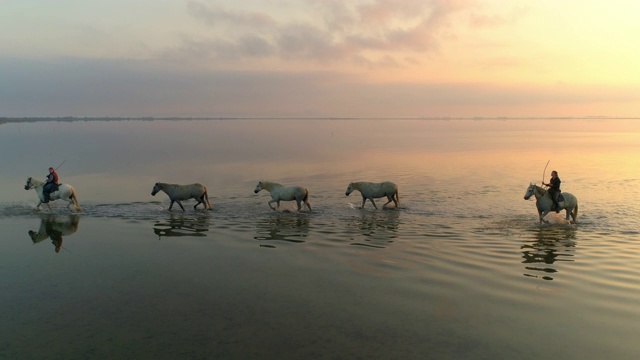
[540,210,551,224]
[382,195,394,208]
[268,199,277,210]
[369,198,378,209]
[176,200,186,211]
[193,196,202,210]
[296,200,302,211]
[361,197,367,209]
[168,200,175,210]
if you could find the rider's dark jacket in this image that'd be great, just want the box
[548,176,561,192]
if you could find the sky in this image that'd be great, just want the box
[1,0,639,118]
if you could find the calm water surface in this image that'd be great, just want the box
[0,119,639,359]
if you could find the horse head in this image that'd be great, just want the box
[24,177,33,190]
[524,182,537,200]
[345,183,354,196]
[254,181,264,193]
[151,183,161,196]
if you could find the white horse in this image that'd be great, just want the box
[524,183,578,224]
[345,181,399,209]
[151,182,212,211]
[254,181,311,211]
[24,177,80,211]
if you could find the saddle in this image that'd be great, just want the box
[550,193,564,212]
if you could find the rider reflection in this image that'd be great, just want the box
[28,214,79,253]
[46,222,64,253]
[521,226,576,280]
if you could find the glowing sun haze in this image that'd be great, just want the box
[1,0,639,118]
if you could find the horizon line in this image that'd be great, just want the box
[2,115,639,123]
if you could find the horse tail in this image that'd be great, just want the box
[70,188,81,211]
[395,189,399,205]
[303,188,312,211]
[202,187,212,210]
[572,200,579,223]
[303,188,310,204]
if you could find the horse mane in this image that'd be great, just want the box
[260,180,282,188]
[28,177,44,187]
[530,181,545,189]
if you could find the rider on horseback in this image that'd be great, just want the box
[43,167,59,203]
[543,170,561,213]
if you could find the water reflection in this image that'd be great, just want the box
[348,209,400,248]
[521,225,577,280]
[28,214,80,253]
[153,214,210,239]
[253,213,310,247]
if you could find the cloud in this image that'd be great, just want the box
[186,1,276,28]
[174,0,474,67]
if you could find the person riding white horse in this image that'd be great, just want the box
[524,183,578,224]
[43,167,59,203]
[543,170,561,212]
[24,176,80,211]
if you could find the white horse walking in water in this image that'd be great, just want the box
[345,181,399,209]
[524,183,578,224]
[151,182,212,211]
[254,181,311,211]
[24,177,80,211]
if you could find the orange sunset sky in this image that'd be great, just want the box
[1,0,639,118]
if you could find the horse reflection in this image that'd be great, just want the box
[153,214,210,239]
[253,214,310,246]
[348,210,400,248]
[28,214,80,253]
[521,225,577,280]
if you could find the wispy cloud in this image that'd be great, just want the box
[174,0,473,67]
[186,1,277,28]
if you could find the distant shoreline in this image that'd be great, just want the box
[1,116,638,123]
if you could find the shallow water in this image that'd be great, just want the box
[1,119,639,359]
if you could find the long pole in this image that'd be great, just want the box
[542,160,550,185]
[54,160,66,171]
